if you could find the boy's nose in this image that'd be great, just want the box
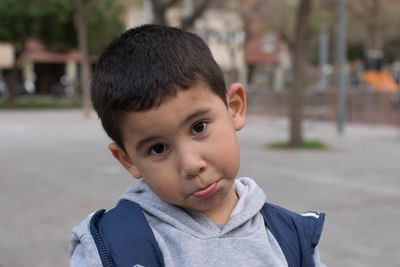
[178,145,207,179]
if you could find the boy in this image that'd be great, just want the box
[70,24,325,267]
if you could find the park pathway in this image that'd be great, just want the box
[1,110,399,266]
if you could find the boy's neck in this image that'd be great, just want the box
[200,188,238,225]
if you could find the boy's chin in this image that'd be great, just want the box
[190,186,238,222]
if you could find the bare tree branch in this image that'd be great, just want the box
[72,0,92,118]
[152,0,180,10]
[85,0,98,13]
[151,0,180,25]
[240,0,264,43]
[181,0,212,30]
[289,0,313,146]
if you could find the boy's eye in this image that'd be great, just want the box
[192,122,207,135]
[150,143,167,155]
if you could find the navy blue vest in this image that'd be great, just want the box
[90,200,325,267]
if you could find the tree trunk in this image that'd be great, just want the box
[181,0,211,30]
[6,48,23,107]
[289,0,312,147]
[153,6,167,25]
[152,0,179,25]
[366,0,381,51]
[7,63,18,107]
[151,0,210,29]
[73,0,92,119]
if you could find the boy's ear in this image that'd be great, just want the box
[108,143,142,179]
[226,83,247,131]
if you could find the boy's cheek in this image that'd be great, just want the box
[212,136,240,174]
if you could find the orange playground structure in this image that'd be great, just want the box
[363,70,398,92]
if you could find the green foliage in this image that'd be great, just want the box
[347,43,364,61]
[0,0,124,54]
[0,96,82,109]
[259,0,400,64]
[32,0,77,51]
[261,1,296,41]
[88,0,125,54]
[308,3,334,36]
[383,42,399,64]
[0,0,37,46]
[267,140,328,150]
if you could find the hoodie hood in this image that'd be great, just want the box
[117,177,266,238]
[70,177,294,267]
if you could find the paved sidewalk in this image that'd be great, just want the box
[1,110,399,267]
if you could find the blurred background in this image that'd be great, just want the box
[0,0,399,266]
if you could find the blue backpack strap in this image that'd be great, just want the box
[89,199,164,267]
[260,203,325,267]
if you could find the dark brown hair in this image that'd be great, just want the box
[91,24,226,151]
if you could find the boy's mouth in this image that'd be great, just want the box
[193,182,218,199]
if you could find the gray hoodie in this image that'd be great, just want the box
[70,177,325,266]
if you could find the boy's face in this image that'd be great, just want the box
[110,83,246,221]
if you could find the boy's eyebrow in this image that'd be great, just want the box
[181,108,211,127]
[135,109,211,151]
[136,136,162,151]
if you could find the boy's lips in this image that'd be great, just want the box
[193,182,218,199]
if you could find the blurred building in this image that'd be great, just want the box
[244,32,291,91]
[0,42,14,95]
[239,0,291,91]
[0,39,86,98]
[0,0,290,97]
[20,40,85,97]
[0,43,14,69]
[121,0,247,86]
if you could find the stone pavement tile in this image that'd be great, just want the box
[1,110,399,266]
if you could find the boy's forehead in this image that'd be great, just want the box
[121,86,225,135]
